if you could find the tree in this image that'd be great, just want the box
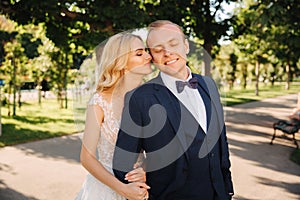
[1,0,239,77]
[0,0,150,50]
[259,0,300,89]
[3,37,27,116]
[231,0,300,93]
[1,17,54,114]
[1,0,152,108]
[231,1,274,95]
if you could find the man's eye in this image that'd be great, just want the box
[153,47,163,53]
[170,41,179,46]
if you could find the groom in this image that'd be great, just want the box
[113,20,234,200]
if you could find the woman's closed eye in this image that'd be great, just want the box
[135,49,145,56]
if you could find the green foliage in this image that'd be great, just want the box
[19,33,42,59]
[0,30,17,65]
[0,0,150,51]
[4,0,299,98]
[222,0,300,93]
[71,52,86,70]
[0,0,238,72]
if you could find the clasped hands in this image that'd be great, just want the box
[124,164,150,200]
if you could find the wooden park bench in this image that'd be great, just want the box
[270,119,300,148]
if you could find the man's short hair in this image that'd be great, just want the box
[147,20,186,43]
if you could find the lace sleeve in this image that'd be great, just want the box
[82,95,104,156]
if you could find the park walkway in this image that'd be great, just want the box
[0,94,299,200]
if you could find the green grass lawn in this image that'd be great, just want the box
[220,82,300,106]
[0,97,84,147]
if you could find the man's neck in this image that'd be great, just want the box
[178,67,191,80]
[168,66,190,80]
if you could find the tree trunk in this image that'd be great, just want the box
[18,87,21,109]
[57,89,64,109]
[12,57,16,116]
[255,60,260,96]
[38,82,42,105]
[7,83,11,116]
[285,63,290,90]
[242,65,247,89]
[203,42,212,77]
[64,53,68,109]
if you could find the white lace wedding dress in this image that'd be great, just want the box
[75,93,126,200]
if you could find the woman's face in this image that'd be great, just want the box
[126,38,152,75]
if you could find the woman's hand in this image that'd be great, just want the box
[125,164,146,183]
[122,182,150,200]
[123,163,150,200]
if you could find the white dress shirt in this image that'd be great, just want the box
[160,68,207,133]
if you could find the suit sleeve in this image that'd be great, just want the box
[113,91,143,183]
[203,75,234,195]
[211,77,234,195]
[220,125,234,195]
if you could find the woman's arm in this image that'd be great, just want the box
[80,105,149,200]
[80,145,149,199]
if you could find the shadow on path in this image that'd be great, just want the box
[0,180,38,200]
[255,176,300,195]
[14,134,82,163]
[225,94,300,199]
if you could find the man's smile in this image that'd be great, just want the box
[164,58,179,65]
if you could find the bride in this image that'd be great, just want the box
[76,32,152,200]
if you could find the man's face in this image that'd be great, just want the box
[147,25,189,79]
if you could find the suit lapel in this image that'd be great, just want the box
[198,75,224,123]
[150,75,190,160]
[194,74,212,128]
[195,75,225,158]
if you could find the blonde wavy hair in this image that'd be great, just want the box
[95,32,143,92]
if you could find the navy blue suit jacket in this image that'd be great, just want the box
[113,73,233,199]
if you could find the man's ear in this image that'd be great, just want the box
[184,39,189,54]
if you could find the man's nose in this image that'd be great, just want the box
[163,48,171,56]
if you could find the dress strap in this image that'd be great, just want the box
[88,93,110,109]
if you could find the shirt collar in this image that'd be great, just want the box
[160,67,192,92]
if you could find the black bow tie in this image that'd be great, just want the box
[175,77,198,93]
